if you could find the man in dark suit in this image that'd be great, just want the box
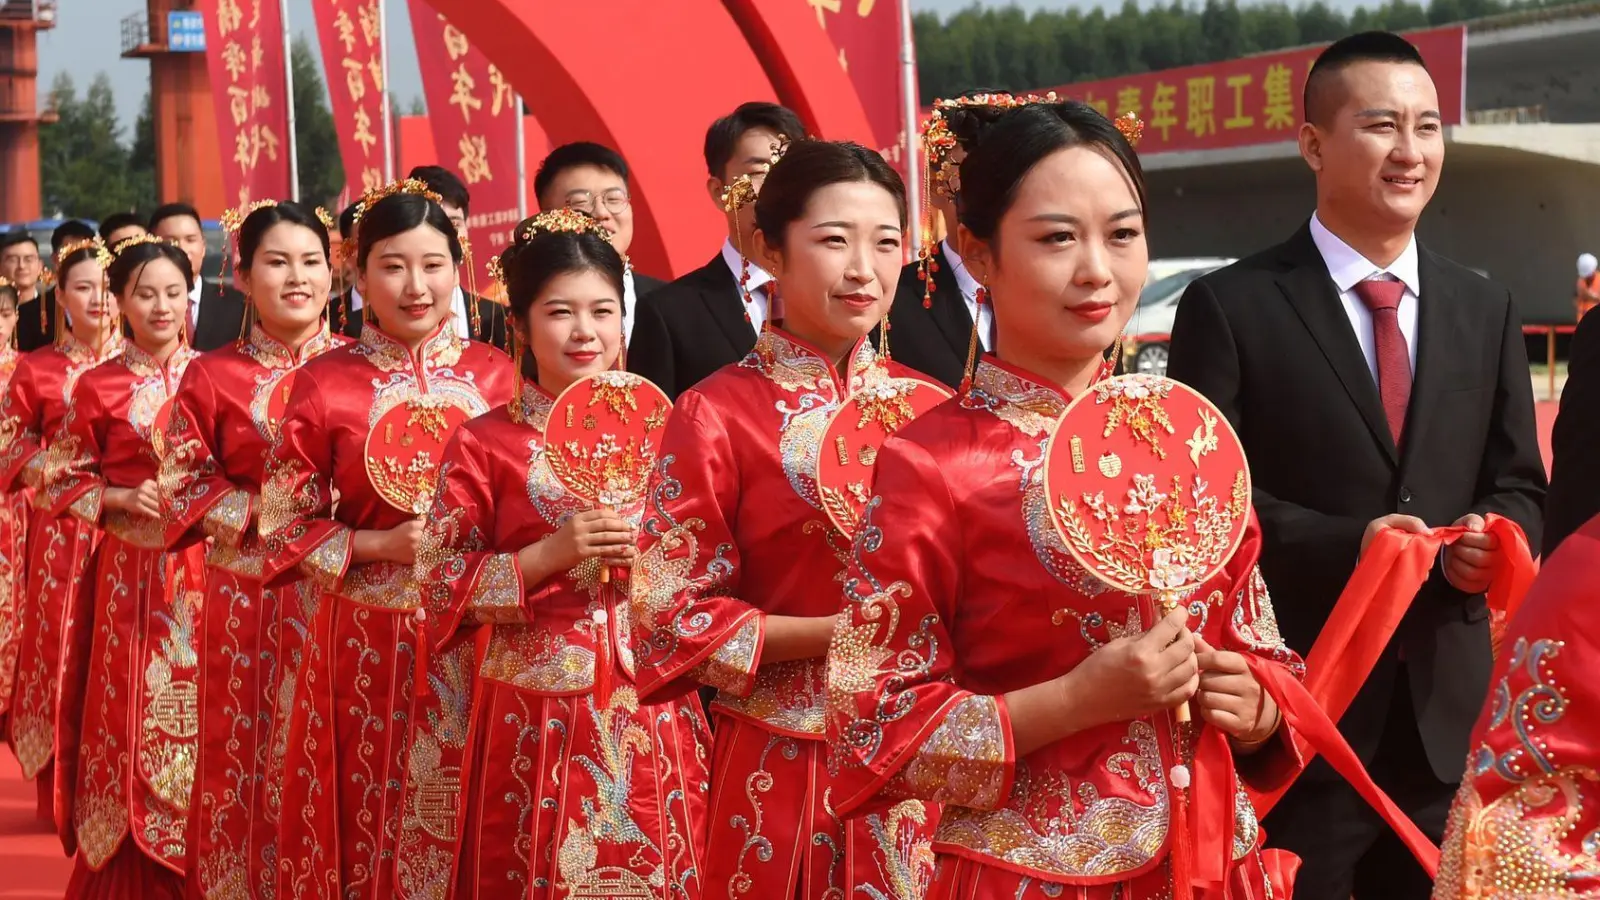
[1544,309,1600,557]
[2,231,49,352]
[98,212,147,250]
[1166,32,1545,899]
[407,165,510,351]
[328,202,362,338]
[628,102,809,398]
[534,142,665,348]
[151,202,247,351]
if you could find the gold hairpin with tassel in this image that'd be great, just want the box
[490,209,626,291]
[719,135,791,322]
[54,237,114,270]
[1113,111,1145,147]
[342,178,446,266]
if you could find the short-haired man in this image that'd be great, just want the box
[98,212,146,249]
[398,164,510,351]
[535,141,665,346]
[149,202,247,351]
[1167,32,1545,898]
[1,232,47,351]
[627,101,808,398]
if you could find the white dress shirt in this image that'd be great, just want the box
[942,240,992,352]
[623,268,640,347]
[720,238,773,335]
[348,284,470,339]
[188,280,204,338]
[1309,213,1420,379]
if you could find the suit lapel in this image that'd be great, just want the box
[1275,225,1398,464]
[1400,248,1468,470]
[698,254,757,352]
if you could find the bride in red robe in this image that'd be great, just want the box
[0,281,25,740]
[0,240,120,825]
[395,210,710,899]
[262,184,514,900]
[630,140,939,899]
[823,103,1306,900]
[50,235,206,898]
[160,201,346,900]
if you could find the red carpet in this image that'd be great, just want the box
[0,750,73,899]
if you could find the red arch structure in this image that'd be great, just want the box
[443,0,876,278]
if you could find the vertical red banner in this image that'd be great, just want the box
[199,0,293,206]
[808,0,910,175]
[408,5,523,291]
[308,0,388,196]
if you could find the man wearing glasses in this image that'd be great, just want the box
[533,142,665,346]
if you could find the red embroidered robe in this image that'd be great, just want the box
[630,328,939,900]
[394,383,711,899]
[0,335,118,791]
[0,343,27,731]
[161,325,345,900]
[1431,512,1600,898]
[48,342,208,876]
[824,357,1306,900]
[262,324,513,900]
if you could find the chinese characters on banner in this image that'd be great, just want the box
[1045,26,1466,155]
[810,0,911,178]
[199,0,292,207]
[407,6,522,293]
[308,0,389,196]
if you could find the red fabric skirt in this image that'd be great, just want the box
[34,756,51,822]
[65,844,184,900]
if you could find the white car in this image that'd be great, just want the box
[1124,258,1237,375]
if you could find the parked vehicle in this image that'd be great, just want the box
[1124,258,1236,375]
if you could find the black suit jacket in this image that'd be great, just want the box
[633,272,666,298]
[628,254,757,399]
[329,289,362,338]
[1544,310,1600,557]
[342,291,510,352]
[192,283,248,352]
[1167,222,1546,781]
[880,257,974,391]
[17,289,56,352]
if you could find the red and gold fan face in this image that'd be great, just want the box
[1044,374,1251,596]
[364,396,476,515]
[543,371,672,507]
[818,375,952,538]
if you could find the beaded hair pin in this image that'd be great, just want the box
[221,200,338,235]
[488,208,625,289]
[54,237,115,270]
[110,232,180,260]
[719,135,789,320]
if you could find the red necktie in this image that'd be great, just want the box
[1353,278,1411,444]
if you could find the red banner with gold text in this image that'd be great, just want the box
[408,5,522,293]
[810,0,911,176]
[1044,26,1466,156]
[200,0,292,207]
[309,0,388,196]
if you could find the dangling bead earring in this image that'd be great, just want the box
[959,282,989,395]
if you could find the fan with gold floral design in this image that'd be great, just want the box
[817,374,951,539]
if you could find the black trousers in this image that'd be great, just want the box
[1263,671,1457,900]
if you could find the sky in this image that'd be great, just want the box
[46,0,1371,131]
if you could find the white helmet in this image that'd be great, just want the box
[1580,253,1598,278]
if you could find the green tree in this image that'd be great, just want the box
[39,72,141,219]
[291,35,345,206]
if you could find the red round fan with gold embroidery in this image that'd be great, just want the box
[257,370,298,441]
[542,371,672,507]
[817,374,952,538]
[364,396,476,515]
[1043,374,1252,599]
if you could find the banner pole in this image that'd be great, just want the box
[280,0,300,200]
[378,0,393,180]
[515,95,527,218]
[897,0,920,257]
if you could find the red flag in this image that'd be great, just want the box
[407,6,524,296]
[809,0,912,176]
[308,0,389,196]
[199,0,293,206]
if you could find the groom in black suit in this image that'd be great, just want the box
[1167,32,1545,900]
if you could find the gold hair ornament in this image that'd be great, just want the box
[1114,111,1146,148]
[916,92,1058,310]
[55,237,114,271]
[111,232,179,260]
[490,209,628,295]
[719,134,790,323]
[341,178,445,265]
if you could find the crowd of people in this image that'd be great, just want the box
[0,27,1594,900]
